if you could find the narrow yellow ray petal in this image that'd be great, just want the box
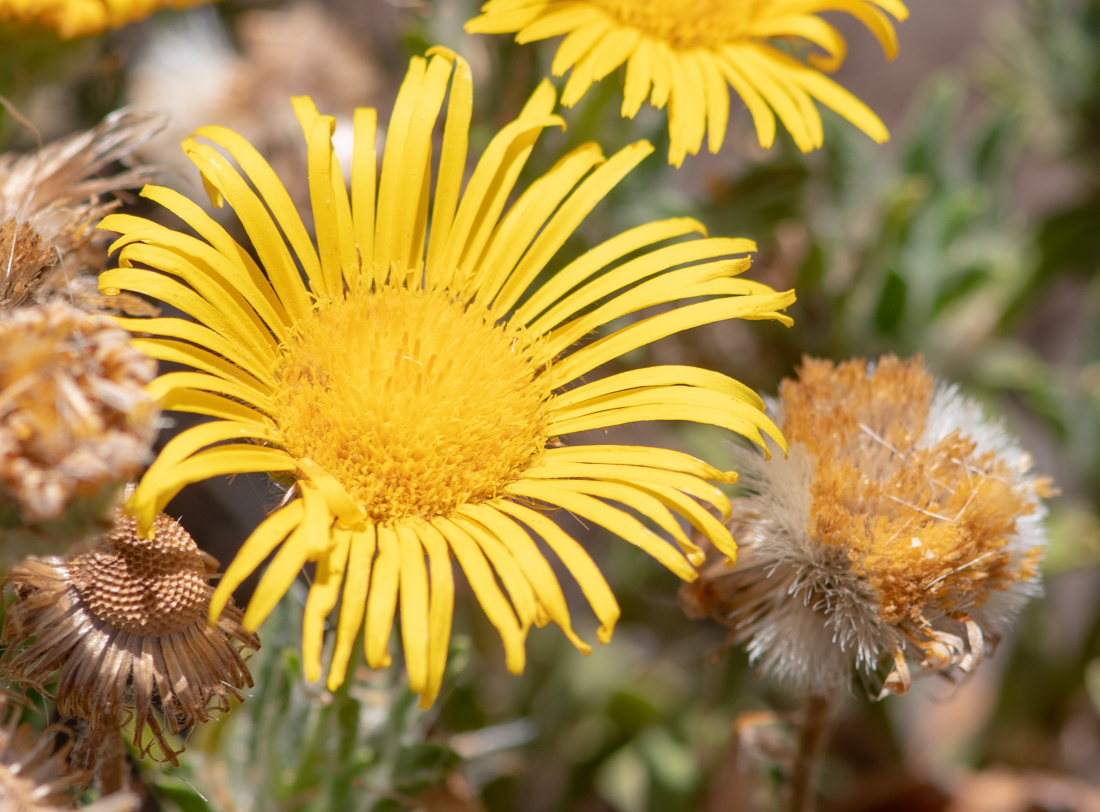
[803,0,899,58]
[505,480,695,580]
[100,267,273,377]
[649,39,674,109]
[551,19,608,76]
[728,46,815,151]
[528,242,752,335]
[767,44,888,142]
[550,365,764,412]
[592,25,639,81]
[514,217,708,324]
[459,503,590,653]
[293,101,341,301]
[751,14,845,67]
[633,482,737,561]
[524,461,730,517]
[527,477,699,563]
[103,208,290,341]
[425,49,472,285]
[187,127,318,318]
[245,486,333,630]
[209,500,305,625]
[135,445,297,521]
[129,338,272,395]
[139,420,280,482]
[514,3,601,42]
[539,259,753,360]
[374,56,428,277]
[549,289,795,387]
[547,388,783,451]
[351,108,378,282]
[328,525,377,691]
[302,526,352,683]
[717,51,777,149]
[396,523,430,696]
[452,516,539,630]
[155,388,273,425]
[622,39,655,118]
[542,444,736,483]
[494,499,620,644]
[440,81,561,277]
[472,143,605,305]
[182,139,322,306]
[146,371,276,416]
[695,51,730,153]
[465,4,545,32]
[113,317,275,394]
[667,51,706,166]
[297,458,366,528]
[492,141,655,314]
[415,520,455,707]
[432,518,527,674]
[365,525,400,669]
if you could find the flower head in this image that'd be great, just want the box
[0,693,138,812]
[101,49,795,707]
[1,511,259,764]
[0,301,157,561]
[0,0,213,38]
[466,0,908,166]
[0,107,164,314]
[682,356,1051,696]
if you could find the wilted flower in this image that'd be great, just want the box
[0,301,157,561]
[0,107,163,315]
[466,0,907,165]
[0,0,213,38]
[1,511,259,764]
[100,48,795,707]
[0,693,138,811]
[682,356,1050,696]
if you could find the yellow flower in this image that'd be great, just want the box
[100,49,795,707]
[0,0,213,38]
[466,0,908,166]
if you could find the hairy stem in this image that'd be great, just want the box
[788,692,834,812]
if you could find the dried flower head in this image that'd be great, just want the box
[0,107,163,314]
[0,0,213,38]
[682,356,1051,696]
[0,301,157,561]
[1,511,259,765]
[0,693,138,811]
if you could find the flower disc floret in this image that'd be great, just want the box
[276,284,551,522]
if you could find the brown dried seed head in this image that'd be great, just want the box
[2,511,259,766]
[0,301,157,558]
[70,514,210,637]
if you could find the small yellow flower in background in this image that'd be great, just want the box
[100,48,794,707]
[466,0,908,166]
[0,0,213,38]
[682,356,1051,697]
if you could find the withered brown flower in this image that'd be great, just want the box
[0,301,157,560]
[683,356,1051,697]
[0,692,138,811]
[2,512,260,765]
[0,107,163,314]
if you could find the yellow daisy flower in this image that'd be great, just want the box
[466,0,908,166]
[0,0,213,38]
[99,48,794,707]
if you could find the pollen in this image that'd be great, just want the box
[589,0,764,49]
[275,283,553,522]
[784,356,1039,624]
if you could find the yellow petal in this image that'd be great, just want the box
[328,525,377,691]
[396,523,430,696]
[302,526,352,683]
[414,520,454,707]
[365,525,400,669]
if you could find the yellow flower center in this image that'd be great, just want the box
[275,284,552,522]
[589,0,765,49]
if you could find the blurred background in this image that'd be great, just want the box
[4,0,1100,809]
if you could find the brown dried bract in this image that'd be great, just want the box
[0,107,164,314]
[0,692,138,811]
[1,512,260,765]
